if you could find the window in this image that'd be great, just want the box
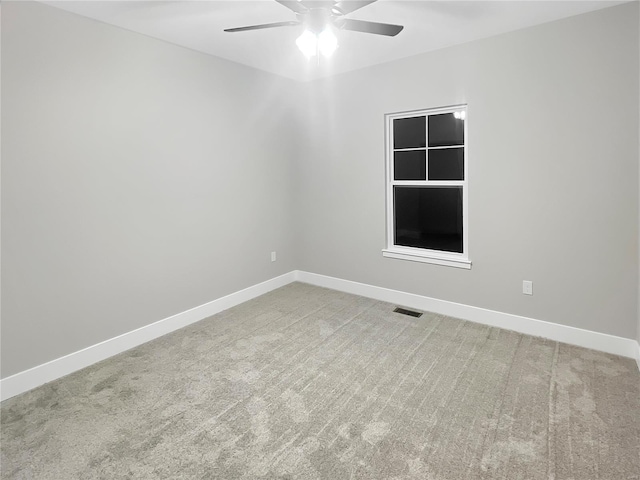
[383,105,470,269]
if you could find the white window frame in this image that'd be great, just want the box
[382,105,471,269]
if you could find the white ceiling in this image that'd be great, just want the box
[44,0,626,81]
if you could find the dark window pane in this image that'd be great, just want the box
[429,148,464,180]
[394,186,463,253]
[394,116,426,149]
[428,113,464,147]
[394,150,426,180]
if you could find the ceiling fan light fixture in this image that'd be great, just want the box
[296,27,338,58]
[296,29,317,58]
[318,28,338,57]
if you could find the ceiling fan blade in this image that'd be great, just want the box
[337,19,403,36]
[275,0,308,14]
[224,21,301,33]
[332,0,377,15]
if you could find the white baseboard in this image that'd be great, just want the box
[3,269,638,402]
[296,271,640,363]
[0,272,297,402]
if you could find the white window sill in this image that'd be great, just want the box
[382,249,472,269]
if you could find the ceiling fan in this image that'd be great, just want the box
[224,0,404,58]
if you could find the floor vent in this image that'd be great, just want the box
[393,307,423,318]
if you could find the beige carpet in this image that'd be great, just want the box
[1,282,639,479]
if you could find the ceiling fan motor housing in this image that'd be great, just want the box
[299,8,335,34]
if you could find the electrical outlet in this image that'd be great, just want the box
[523,280,533,295]
[271,251,277,262]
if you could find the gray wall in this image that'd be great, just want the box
[1,2,300,377]
[2,2,639,380]
[297,2,639,339]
